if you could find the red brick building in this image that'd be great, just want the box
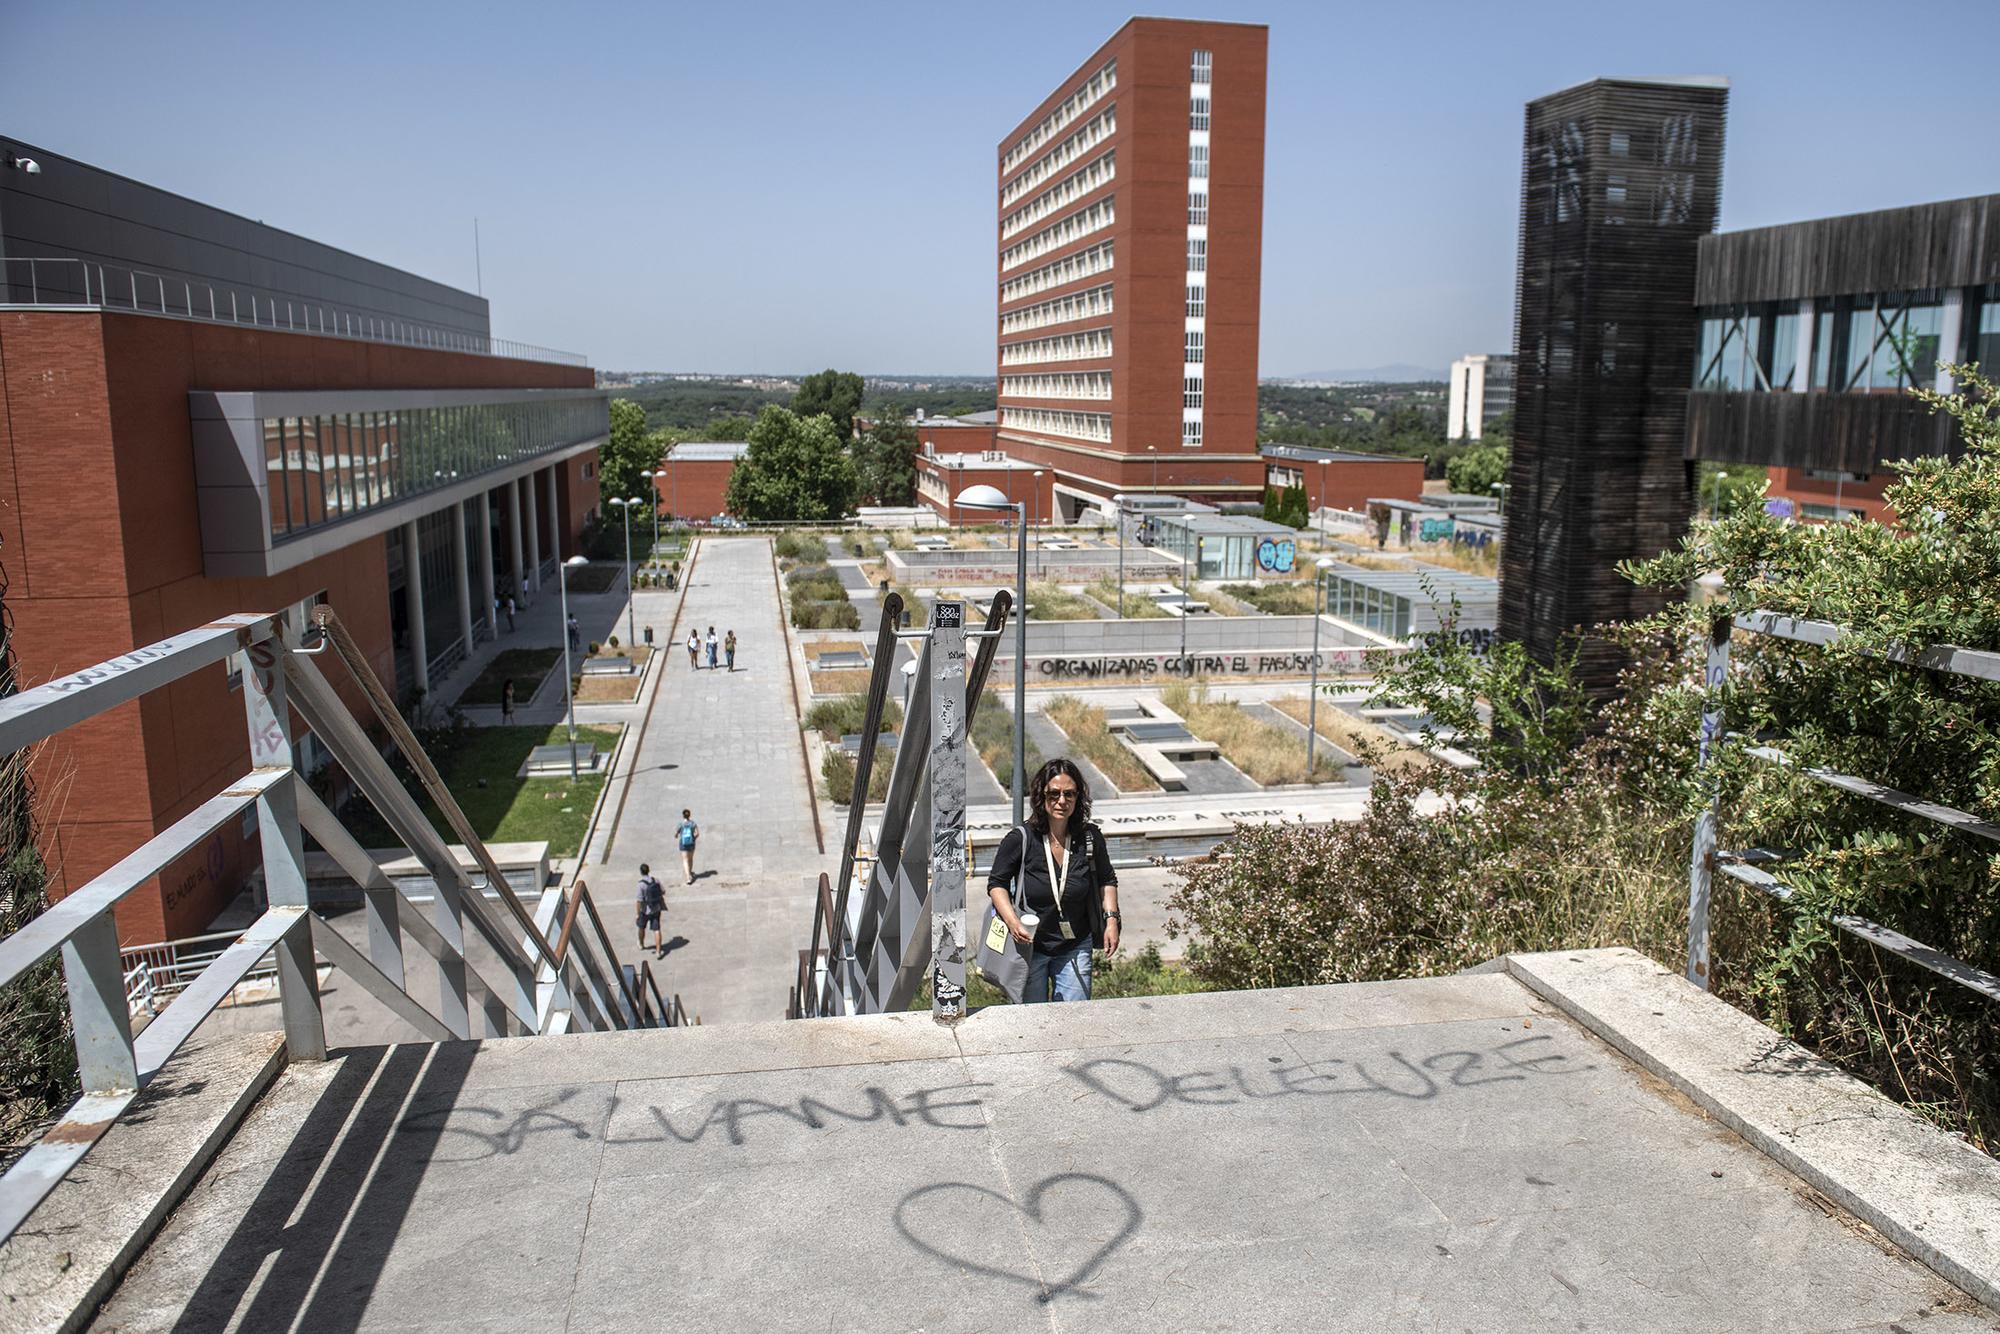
[650,442,748,521]
[0,140,604,942]
[1762,467,1893,525]
[1260,445,1427,513]
[988,17,1268,522]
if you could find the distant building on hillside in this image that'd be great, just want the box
[1446,354,1514,440]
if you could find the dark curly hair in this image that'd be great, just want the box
[1027,757,1092,836]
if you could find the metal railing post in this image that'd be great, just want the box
[244,630,326,1060]
[1686,615,1730,990]
[62,911,140,1093]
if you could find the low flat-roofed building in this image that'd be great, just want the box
[1259,444,1425,513]
[914,448,1052,526]
[1150,511,1303,579]
[1322,565,1497,650]
[655,441,749,520]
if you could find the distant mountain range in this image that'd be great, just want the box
[1270,364,1448,384]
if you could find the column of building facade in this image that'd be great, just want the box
[523,472,542,593]
[476,491,497,639]
[449,499,474,657]
[507,478,527,606]
[542,464,560,561]
[402,518,428,694]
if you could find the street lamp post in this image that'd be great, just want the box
[1179,532,1203,666]
[954,484,1028,825]
[610,496,640,647]
[1031,470,1044,576]
[641,469,662,556]
[1113,493,1126,619]
[1149,444,1158,495]
[557,554,590,781]
[1307,555,1336,774]
[1317,458,1329,546]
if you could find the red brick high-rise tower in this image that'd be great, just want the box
[992,17,1268,521]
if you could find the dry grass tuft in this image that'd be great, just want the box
[1159,681,1343,786]
[1043,696,1158,792]
[1269,695,1433,773]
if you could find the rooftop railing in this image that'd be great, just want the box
[0,602,673,1245]
[1,256,588,368]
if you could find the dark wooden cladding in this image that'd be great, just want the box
[1501,78,1727,697]
[1687,390,1958,472]
[1696,195,2000,306]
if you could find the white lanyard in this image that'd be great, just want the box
[1041,828,1077,939]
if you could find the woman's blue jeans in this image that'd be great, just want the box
[1024,937,1093,1003]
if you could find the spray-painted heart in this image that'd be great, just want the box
[893,1172,1142,1303]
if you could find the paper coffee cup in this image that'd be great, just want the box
[1018,913,1040,930]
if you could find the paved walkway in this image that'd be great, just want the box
[96,963,1997,1331]
[591,537,827,1025]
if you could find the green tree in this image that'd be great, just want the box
[600,399,666,512]
[855,414,919,507]
[793,370,866,441]
[724,406,859,521]
[1445,443,1509,496]
[1694,461,1769,518]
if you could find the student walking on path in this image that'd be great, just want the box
[503,594,517,633]
[724,629,737,672]
[985,758,1120,1004]
[567,614,582,651]
[500,678,516,724]
[636,863,666,956]
[705,627,719,670]
[675,809,700,884]
[686,628,701,669]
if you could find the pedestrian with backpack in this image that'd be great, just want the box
[636,862,666,956]
[983,758,1119,1003]
[676,809,700,884]
[724,629,737,672]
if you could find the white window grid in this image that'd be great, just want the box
[1001,240,1115,305]
[1002,150,1117,241]
[1183,376,1204,409]
[1003,59,1118,176]
[1001,371,1112,401]
[1188,238,1207,272]
[1000,407,1112,443]
[1188,192,1208,226]
[1001,282,1115,335]
[1187,285,1206,318]
[1191,50,1212,84]
[1190,144,1208,179]
[1001,197,1116,273]
[1183,418,1203,446]
[1185,330,1204,363]
[1000,327,1113,366]
[1191,96,1210,131]
[1001,106,1117,207]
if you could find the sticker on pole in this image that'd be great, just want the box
[933,602,963,628]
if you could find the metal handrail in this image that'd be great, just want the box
[1686,610,2000,1003]
[0,598,687,1244]
[0,256,588,368]
[800,590,1012,1018]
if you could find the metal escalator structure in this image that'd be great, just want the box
[790,590,1013,1019]
[0,605,688,1246]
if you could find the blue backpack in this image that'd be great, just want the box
[677,821,696,850]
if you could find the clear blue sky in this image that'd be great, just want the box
[4,0,1994,376]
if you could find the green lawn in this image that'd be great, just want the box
[564,563,627,594]
[457,648,563,707]
[336,723,623,858]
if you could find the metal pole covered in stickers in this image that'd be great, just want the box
[928,599,969,1021]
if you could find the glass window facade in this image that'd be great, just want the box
[1699,291,1957,394]
[1326,574,1413,640]
[259,395,604,542]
